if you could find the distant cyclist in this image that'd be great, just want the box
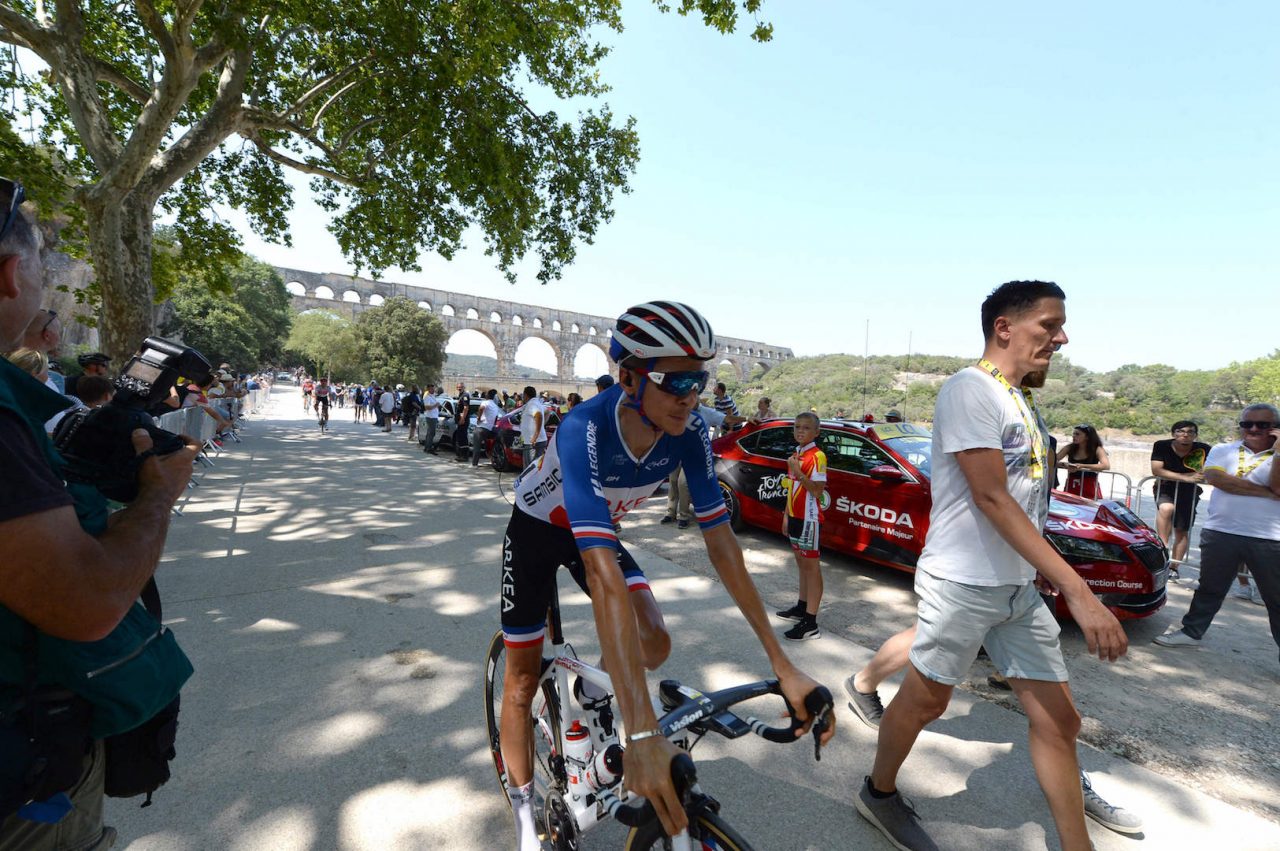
[313,377,331,427]
[301,376,314,411]
[497,301,834,849]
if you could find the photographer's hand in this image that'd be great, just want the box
[133,428,199,505]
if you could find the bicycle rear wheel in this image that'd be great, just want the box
[623,810,754,851]
[483,631,563,811]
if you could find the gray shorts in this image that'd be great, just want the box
[910,570,1068,686]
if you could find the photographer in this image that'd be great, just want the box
[0,180,199,850]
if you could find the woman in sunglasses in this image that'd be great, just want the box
[1056,423,1110,499]
[495,301,832,849]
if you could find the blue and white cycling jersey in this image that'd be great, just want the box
[513,385,730,551]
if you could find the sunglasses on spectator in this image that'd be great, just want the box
[40,309,57,333]
[1239,421,1276,430]
[0,178,26,245]
[635,368,709,397]
[1074,424,1091,431]
[1172,428,1197,434]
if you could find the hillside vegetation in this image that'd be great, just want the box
[722,351,1280,444]
[444,354,556,380]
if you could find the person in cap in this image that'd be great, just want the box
[65,352,110,399]
[884,409,903,423]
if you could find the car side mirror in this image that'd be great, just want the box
[868,464,906,482]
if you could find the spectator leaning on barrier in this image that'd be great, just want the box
[1057,424,1110,499]
[0,177,198,850]
[1150,420,1211,573]
[1154,404,1280,659]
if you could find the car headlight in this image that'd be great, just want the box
[1046,534,1129,563]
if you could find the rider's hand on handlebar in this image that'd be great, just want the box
[624,736,687,837]
[776,668,836,747]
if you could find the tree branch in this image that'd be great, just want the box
[134,0,175,59]
[92,57,151,104]
[246,136,357,187]
[282,59,368,121]
[334,115,384,154]
[0,2,55,54]
[139,45,253,199]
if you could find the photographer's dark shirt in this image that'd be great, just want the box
[0,401,74,524]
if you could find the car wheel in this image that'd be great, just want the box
[718,480,744,532]
[491,440,510,472]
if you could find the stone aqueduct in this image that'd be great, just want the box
[276,267,793,382]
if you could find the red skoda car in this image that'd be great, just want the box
[714,419,1168,620]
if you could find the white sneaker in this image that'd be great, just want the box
[1230,582,1252,600]
[1081,770,1143,834]
[1152,627,1201,648]
[1249,584,1266,606]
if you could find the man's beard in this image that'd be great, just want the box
[1021,370,1047,389]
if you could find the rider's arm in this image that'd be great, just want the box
[680,418,832,741]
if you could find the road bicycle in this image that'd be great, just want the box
[316,400,329,433]
[484,580,833,850]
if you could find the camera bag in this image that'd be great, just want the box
[100,579,181,806]
[0,624,94,821]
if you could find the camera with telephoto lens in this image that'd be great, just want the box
[53,336,212,502]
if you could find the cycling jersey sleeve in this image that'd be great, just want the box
[555,411,620,552]
[679,412,730,532]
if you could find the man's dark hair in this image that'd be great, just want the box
[523,385,536,400]
[715,382,727,393]
[486,388,498,400]
[72,375,113,405]
[1170,420,1198,434]
[980,280,1066,341]
[596,374,614,390]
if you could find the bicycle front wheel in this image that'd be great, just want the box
[623,810,754,851]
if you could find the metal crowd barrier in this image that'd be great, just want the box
[1059,469,1133,506]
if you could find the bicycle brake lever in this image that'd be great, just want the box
[803,687,834,762]
[812,704,832,761]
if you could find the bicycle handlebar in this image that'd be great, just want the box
[600,682,835,831]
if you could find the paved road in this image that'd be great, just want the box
[107,389,1280,849]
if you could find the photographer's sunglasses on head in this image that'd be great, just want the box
[0,178,26,244]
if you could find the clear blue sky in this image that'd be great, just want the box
[234,0,1279,375]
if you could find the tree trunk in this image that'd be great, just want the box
[84,195,157,364]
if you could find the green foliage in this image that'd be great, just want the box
[0,0,772,359]
[285,311,364,381]
[355,297,448,386]
[722,351,1280,443]
[162,256,293,368]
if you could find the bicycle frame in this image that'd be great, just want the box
[535,589,697,849]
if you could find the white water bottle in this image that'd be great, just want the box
[586,742,624,791]
[563,720,593,791]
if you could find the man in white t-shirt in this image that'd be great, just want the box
[419,385,442,453]
[471,388,502,467]
[378,385,396,432]
[855,281,1127,851]
[1154,403,1279,657]
[517,385,546,469]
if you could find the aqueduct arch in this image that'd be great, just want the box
[278,266,793,383]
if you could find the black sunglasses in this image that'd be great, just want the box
[40,309,57,333]
[1239,420,1276,430]
[1074,424,1092,431]
[0,178,26,245]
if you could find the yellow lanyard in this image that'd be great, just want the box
[1237,445,1274,478]
[977,359,1047,481]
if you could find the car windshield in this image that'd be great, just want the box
[875,423,934,479]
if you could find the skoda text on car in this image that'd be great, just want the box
[490,403,562,471]
[713,418,1168,620]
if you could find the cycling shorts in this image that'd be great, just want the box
[787,514,820,558]
[500,507,648,649]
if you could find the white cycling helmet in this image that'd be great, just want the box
[610,301,716,362]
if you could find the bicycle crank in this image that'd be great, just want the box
[543,790,580,851]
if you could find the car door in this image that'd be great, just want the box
[819,429,927,567]
[719,425,795,528]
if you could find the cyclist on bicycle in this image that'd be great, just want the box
[301,376,314,411]
[498,301,835,849]
[313,376,331,425]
